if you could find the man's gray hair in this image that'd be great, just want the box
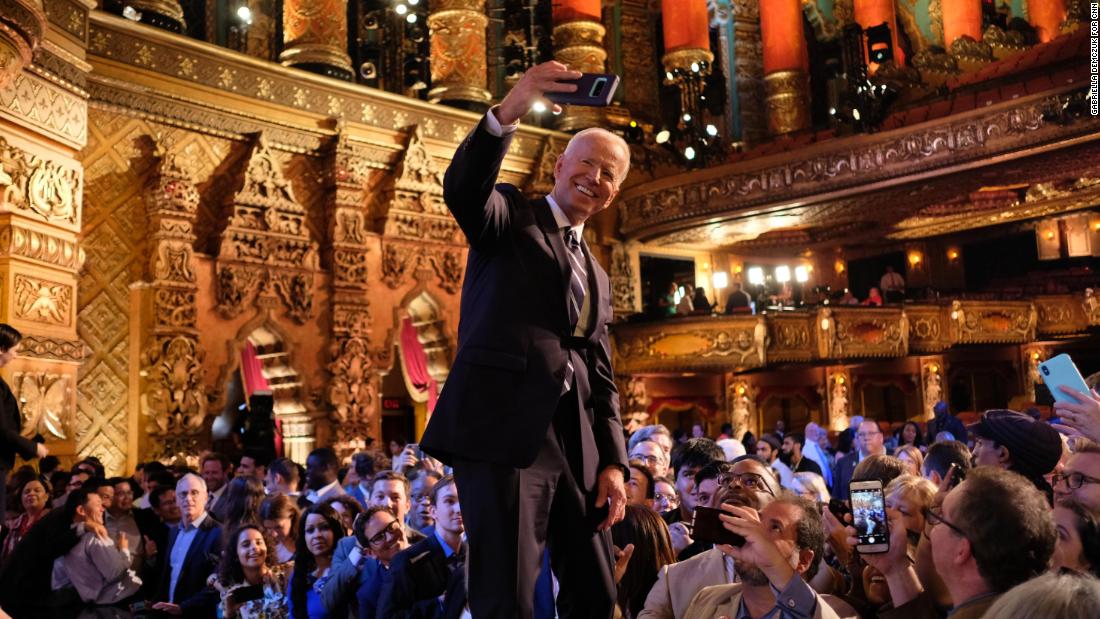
[628,424,672,452]
[563,128,631,176]
[177,472,207,493]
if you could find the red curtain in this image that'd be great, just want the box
[400,318,438,415]
[240,342,282,457]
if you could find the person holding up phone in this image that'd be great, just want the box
[210,524,289,619]
[682,495,857,618]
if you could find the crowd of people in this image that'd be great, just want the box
[5,387,1100,617]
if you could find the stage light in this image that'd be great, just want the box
[775,265,791,283]
[683,146,696,160]
[236,5,252,23]
[682,113,692,122]
[705,124,718,136]
[712,272,729,290]
[655,130,670,144]
[795,266,809,283]
[406,13,417,23]
[395,3,408,15]
[747,267,765,286]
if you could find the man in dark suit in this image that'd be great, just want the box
[377,476,466,618]
[151,473,221,617]
[833,419,887,501]
[0,323,48,512]
[421,61,630,618]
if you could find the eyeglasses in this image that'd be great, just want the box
[632,454,664,466]
[923,506,966,539]
[717,472,776,496]
[654,493,679,510]
[856,431,882,439]
[1052,472,1100,490]
[367,520,402,546]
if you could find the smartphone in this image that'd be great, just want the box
[406,443,423,459]
[545,73,620,107]
[1040,354,1091,404]
[850,480,889,554]
[691,506,745,547]
[828,498,851,521]
[229,584,265,604]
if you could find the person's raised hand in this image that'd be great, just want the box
[1052,386,1100,445]
[822,505,854,565]
[151,602,183,615]
[595,465,627,531]
[717,503,796,589]
[143,535,157,557]
[392,446,418,473]
[496,61,582,126]
[613,543,634,584]
[844,507,909,577]
[35,442,48,459]
[668,521,693,556]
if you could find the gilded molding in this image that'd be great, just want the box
[0,137,81,227]
[140,334,207,459]
[18,333,88,362]
[14,273,73,326]
[613,316,767,373]
[42,0,88,42]
[0,223,83,269]
[949,300,1036,345]
[620,90,1098,240]
[0,0,46,91]
[427,1,490,106]
[817,307,909,359]
[0,69,88,147]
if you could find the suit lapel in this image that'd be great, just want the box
[532,199,572,332]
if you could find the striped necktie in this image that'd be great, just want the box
[562,228,587,392]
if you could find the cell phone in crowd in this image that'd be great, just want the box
[828,498,852,521]
[406,443,423,459]
[545,73,620,107]
[850,480,889,554]
[691,506,745,547]
[229,584,266,605]
[1039,354,1091,405]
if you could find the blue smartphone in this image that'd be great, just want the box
[545,73,620,107]
[1040,354,1091,404]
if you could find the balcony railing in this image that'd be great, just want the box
[612,293,1100,374]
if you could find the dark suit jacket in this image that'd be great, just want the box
[832,451,860,501]
[0,508,80,609]
[0,376,35,472]
[420,117,628,492]
[377,533,466,619]
[156,515,222,617]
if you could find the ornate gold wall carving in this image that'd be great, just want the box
[825,366,852,431]
[14,273,73,326]
[1035,294,1089,335]
[0,223,84,270]
[613,315,766,373]
[14,371,71,440]
[139,335,206,458]
[0,136,81,228]
[949,300,1036,344]
[725,375,756,439]
[816,307,908,359]
[18,333,87,362]
[919,356,945,420]
[279,0,353,79]
[618,374,650,433]
[428,0,490,107]
[608,241,638,316]
[764,69,810,136]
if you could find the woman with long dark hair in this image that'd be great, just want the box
[260,494,300,565]
[895,421,926,451]
[211,523,290,618]
[222,476,267,533]
[611,504,677,618]
[287,503,344,618]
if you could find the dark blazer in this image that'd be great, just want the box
[0,376,35,472]
[377,533,466,619]
[0,508,80,609]
[832,451,860,501]
[420,117,628,492]
[156,515,222,617]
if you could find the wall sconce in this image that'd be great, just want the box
[795,265,809,283]
[712,271,729,290]
[835,375,845,385]
[736,385,746,395]
[908,251,923,267]
[946,248,959,262]
[834,259,846,275]
[734,264,743,274]
[929,364,939,373]
[775,265,791,283]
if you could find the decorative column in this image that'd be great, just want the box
[280,0,354,81]
[709,0,766,147]
[725,374,757,440]
[428,0,491,109]
[759,0,810,135]
[0,0,45,91]
[1028,0,1068,43]
[942,0,991,72]
[615,0,662,127]
[135,151,207,461]
[853,0,906,71]
[553,0,607,131]
[327,132,381,455]
[616,374,651,434]
[824,366,852,431]
[919,357,946,421]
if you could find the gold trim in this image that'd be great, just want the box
[662,48,714,75]
[763,69,810,135]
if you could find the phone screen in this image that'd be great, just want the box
[851,486,888,548]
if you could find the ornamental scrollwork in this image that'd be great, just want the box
[0,137,80,225]
[15,372,70,440]
[328,335,375,425]
[14,274,71,325]
[140,335,207,447]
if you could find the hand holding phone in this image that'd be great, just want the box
[545,73,620,107]
[229,584,265,605]
[1040,354,1091,404]
[691,506,745,547]
[850,480,889,554]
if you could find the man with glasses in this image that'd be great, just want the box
[408,470,443,534]
[1054,439,1100,510]
[640,455,780,618]
[853,467,1055,619]
[652,477,679,515]
[833,420,886,501]
[322,505,410,617]
[630,439,670,479]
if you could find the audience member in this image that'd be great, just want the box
[1054,439,1100,510]
[921,440,972,486]
[790,472,830,504]
[756,433,793,487]
[1051,385,1100,446]
[268,457,302,499]
[803,423,834,487]
[105,476,159,576]
[895,421,925,452]
[202,452,232,522]
[304,448,347,506]
[665,438,724,527]
[862,287,884,306]
[715,437,746,462]
[627,462,656,508]
[323,494,363,536]
[691,286,712,314]
[347,452,377,508]
[322,505,410,618]
[852,455,907,490]
[971,409,1063,501]
[894,445,924,477]
[833,420,887,501]
[260,494,300,565]
[367,470,426,545]
[211,523,290,619]
[627,424,674,457]
[674,461,732,560]
[683,494,856,618]
[675,284,694,315]
[237,450,271,482]
[884,475,936,543]
[1051,498,1100,577]
[289,503,344,618]
[137,461,170,509]
[0,476,50,566]
[652,477,679,517]
[982,571,1100,619]
[631,439,671,479]
[222,475,267,534]
[611,504,676,619]
[925,401,967,444]
[724,282,752,314]
[783,433,824,477]
[51,483,143,606]
[408,470,442,533]
[152,473,222,617]
[377,475,466,617]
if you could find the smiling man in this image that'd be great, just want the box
[420,60,632,619]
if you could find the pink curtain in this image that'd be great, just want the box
[400,318,438,415]
[240,342,282,457]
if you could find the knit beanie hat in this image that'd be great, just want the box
[969,409,1062,479]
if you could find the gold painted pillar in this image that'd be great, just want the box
[759,0,810,135]
[427,0,491,109]
[618,374,651,434]
[0,0,91,469]
[725,373,757,440]
[133,151,207,462]
[279,0,354,81]
[919,357,946,420]
[553,0,607,131]
[1028,0,1068,43]
[825,366,852,431]
[728,0,767,146]
[615,0,662,127]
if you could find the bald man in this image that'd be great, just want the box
[421,61,631,618]
[152,474,221,617]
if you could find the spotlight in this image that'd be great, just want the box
[690,62,700,73]
[684,146,696,160]
[705,124,718,137]
[408,0,419,4]
[359,61,378,80]
[395,3,408,15]
[775,265,791,283]
[236,5,252,24]
[682,113,692,122]
[665,71,674,81]
[655,130,670,144]
[852,108,861,121]
[406,13,417,23]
